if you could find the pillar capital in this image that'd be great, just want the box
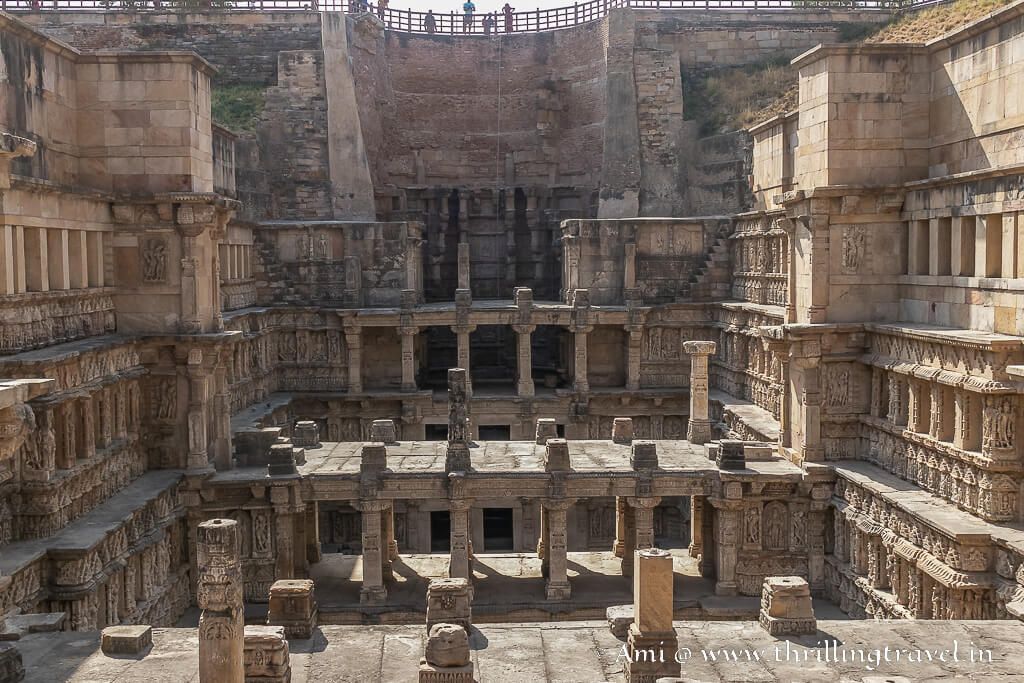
[399,326,420,336]
[449,324,477,335]
[625,496,662,510]
[683,340,717,356]
[512,323,536,335]
[540,497,576,511]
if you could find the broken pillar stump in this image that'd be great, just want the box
[759,576,816,636]
[100,625,152,656]
[244,625,291,683]
[267,579,318,640]
[418,623,473,683]
[426,577,472,631]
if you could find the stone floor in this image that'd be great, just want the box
[16,619,1024,682]
[261,550,844,623]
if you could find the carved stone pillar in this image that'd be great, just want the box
[270,485,298,580]
[98,387,113,449]
[448,498,472,583]
[78,396,95,459]
[689,496,703,560]
[709,485,742,596]
[625,325,643,391]
[383,504,399,562]
[344,323,362,394]
[513,324,535,398]
[446,368,472,473]
[683,341,717,444]
[628,496,660,552]
[197,519,244,683]
[888,374,907,426]
[400,327,418,392]
[612,497,626,558]
[572,327,591,394]
[953,390,978,451]
[619,500,636,576]
[213,365,232,471]
[187,351,211,473]
[357,500,387,605]
[542,499,573,601]
[450,325,476,397]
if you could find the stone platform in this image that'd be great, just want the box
[15,620,1024,682]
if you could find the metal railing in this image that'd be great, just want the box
[2,0,941,34]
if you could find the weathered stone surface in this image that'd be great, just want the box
[606,604,634,638]
[243,625,290,683]
[100,625,152,656]
[759,576,816,637]
[425,578,472,631]
[424,623,470,668]
[0,643,24,683]
[267,579,317,640]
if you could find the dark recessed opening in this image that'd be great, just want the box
[430,510,451,552]
[425,424,449,440]
[483,508,514,552]
[478,424,511,440]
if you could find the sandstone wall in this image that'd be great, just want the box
[22,11,322,85]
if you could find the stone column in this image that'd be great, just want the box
[197,519,244,683]
[542,499,573,601]
[628,496,659,553]
[457,242,471,289]
[625,325,643,391]
[450,325,476,397]
[683,340,716,444]
[357,500,387,605]
[400,327,418,392]
[446,368,472,473]
[79,396,95,459]
[908,379,930,434]
[625,548,680,683]
[448,498,472,583]
[572,326,591,394]
[620,501,636,576]
[689,496,703,560]
[186,350,212,473]
[344,323,362,394]
[383,504,399,562]
[613,497,627,558]
[513,324,535,397]
[709,488,742,596]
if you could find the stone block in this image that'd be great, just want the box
[360,443,388,475]
[267,579,317,640]
[426,578,472,631]
[544,438,571,472]
[369,419,398,444]
[630,440,658,470]
[267,443,298,476]
[0,643,24,683]
[535,418,558,445]
[759,576,816,637]
[0,613,65,641]
[425,624,469,666]
[634,548,673,634]
[244,625,291,683]
[100,625,152,655]
[418,660,473,683]
[291,420,320,449]
[716,439,746,470]
[606,604,634,638]
[612,417,634,444]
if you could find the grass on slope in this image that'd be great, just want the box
[698,0,1015,135]
[211,85,266,134]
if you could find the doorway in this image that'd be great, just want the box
[482,508,514,552]
[430,510,451,552]
[478,424,511,440]
[425,424,449,440]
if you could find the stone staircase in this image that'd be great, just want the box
[252,231,302,305]
[685,232,733,301]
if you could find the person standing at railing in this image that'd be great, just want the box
[483,13,495,35]
[377,0,388,21]
[502,3,514,32]
[424,9,437,32]
[462,0,476,32]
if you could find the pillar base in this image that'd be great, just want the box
[517,382,535,398]
[360,586,387,605]
[612,540,625,559]
[620,555,634,577]
[714,581,738,596]
[687,542,702,560]
[624,627,680,683]
[545,581,571,601]
[686,419,713,445]
[388,540,399,562]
